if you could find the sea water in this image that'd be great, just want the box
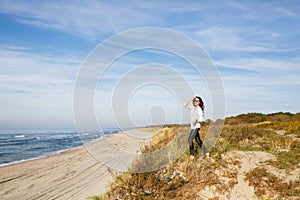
[0,128,119,167]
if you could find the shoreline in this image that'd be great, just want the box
[0,128,156,200]
[0,147,79,168]
[0,129,121,169]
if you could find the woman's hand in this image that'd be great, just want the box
[186,96,196,105]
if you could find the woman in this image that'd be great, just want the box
[184,96,209,160]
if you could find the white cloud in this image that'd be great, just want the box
[216,57,300,74]
[227,0,299,21]
[194,26,283,52]
[196,27,242,51]
[217,56,300,116]
[0,44,83,128]
[0,0,158,40]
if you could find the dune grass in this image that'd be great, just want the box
[91,112,300,200]
[245,167,300,198]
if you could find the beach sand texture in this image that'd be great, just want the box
[0,129,155,200]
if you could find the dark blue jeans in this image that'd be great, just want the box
[188,128,207,156]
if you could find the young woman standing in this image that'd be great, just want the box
[184,96,209,160]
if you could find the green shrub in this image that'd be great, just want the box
[225,112,298,125]
[257,121,300,136]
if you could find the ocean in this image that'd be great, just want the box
[0,128,119,167]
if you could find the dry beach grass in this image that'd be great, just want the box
[99,112,300,200]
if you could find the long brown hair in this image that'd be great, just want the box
[195,96,204,111]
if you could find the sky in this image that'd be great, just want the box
[0,0,299,129]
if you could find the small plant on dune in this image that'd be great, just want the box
[245,167,300,198]
[219,125,276,151]
[86,196,102,200]
[268,140,300,170]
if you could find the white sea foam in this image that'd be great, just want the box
[14,135,25,138]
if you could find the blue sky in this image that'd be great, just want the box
[0,0,299,129]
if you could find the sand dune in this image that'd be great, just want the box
[0,129,155,200]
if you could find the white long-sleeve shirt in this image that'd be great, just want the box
[184,103,204,129]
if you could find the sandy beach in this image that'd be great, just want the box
[0,128,155,200]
